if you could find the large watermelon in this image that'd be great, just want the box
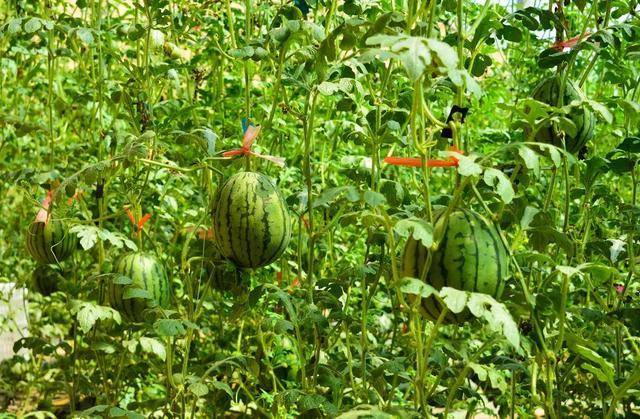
[26,220,77,264]
[531,76,595,154]
[402,209,509,321]
[31,265,63,296]
[108,253,171,322]
[213,172,291,269]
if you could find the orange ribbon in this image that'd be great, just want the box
[222,125,285,167]
[125,207,152,232]
[384,146,463,168]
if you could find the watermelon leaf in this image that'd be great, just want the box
[394,218,433,248]
[518,146,540,177]
[74,301,121,333]
[188,382,209,397]
[400,277,438,298]
[440,287,468,314]
[154,319,187,337]
[123,287,153,300]
[483,168,515,204]
[139,337,166,361]
[456,154,483,177]
[440,288,520,349]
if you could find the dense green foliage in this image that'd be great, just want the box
[0,0,639,418]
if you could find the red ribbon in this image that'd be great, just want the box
[384,146,463,168]
[35,190,54,224]
[222,125,285,167]
[551,33,590,51]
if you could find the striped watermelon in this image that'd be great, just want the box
[531,76,595,154]
[213,172,291,269]
[402,209,509,322]
[31,265,63,296]
[108,253,171,322]
[26,220,77,264]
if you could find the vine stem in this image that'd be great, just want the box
[456,0,465,106]
[303,90,318,291]
[443,338,495,416]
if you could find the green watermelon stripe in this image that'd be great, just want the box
[483,217,505,297]
[224,175,241,265]
[437,219,451,289]
[244,176,255,267]
[461,210,480,294]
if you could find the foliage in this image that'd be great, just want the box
[0,0,639,417]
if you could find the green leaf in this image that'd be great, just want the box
[154,319,186,337]
[617,99,640,122]
[204,128,217,155]
[535,143,562,167]
[518,145,540,177]
[366,35,459,82]
[363,190,386,207]
[394,218,433,247]
[123,287,152,300]
[7,18,22,34]
[585,99,613,124]
[520,206,540,229]
[24,18,41,34]
[211,380,234,397]
[139,337,166,361]
[556,265,581,278]
[76,28,94,45]
[75,302,121,333]
[615,136,640,154]
[70,225,99,250]
[499,25,522,42]
[566,336,616,391]
[440,287,468,313]
[426,38,458,69]
[456,154,483,177]
[473,293,520,349]
[483,168,515,204]
[188,382,209,397]
[400,277,438,298]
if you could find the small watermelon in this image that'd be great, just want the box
[531,76,595,154]
[213,172,291,269]
[31,265,63,296]
[108,253,171,322]
[402,208,509,322]
[26,220,77,265]
[188,237,248,294]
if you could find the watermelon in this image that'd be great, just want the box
[213,172,291,269]
[402,208,509,321]
[26,220,77,264]
[31,265,63,296]
[531,76,595,154]
[108,253,171,322]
